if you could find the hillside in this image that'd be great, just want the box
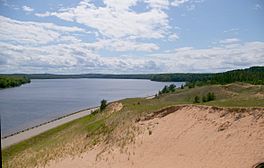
[2,83,264,168]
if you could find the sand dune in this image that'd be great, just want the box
[46,105,264,168]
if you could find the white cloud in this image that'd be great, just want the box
[104,0,138,10]
[22,5,34,12]
[168,33,179,41]
[171,0,189,7]
[0,16,84,45]
[35,0,170,40]
[223,28,239,34]
[0,15,160,53]
[1,39,263,73]
[35,11,51,17]
[219,38,240,44]
[97,39,159,52]
[144,0,170,9]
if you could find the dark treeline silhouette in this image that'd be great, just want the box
[153,66,264,85]
[150,73,212,82]
[208,66,264,85]
[0,76,31,88]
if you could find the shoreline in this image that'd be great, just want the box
[1,95,155,149]
[1,106,98,149]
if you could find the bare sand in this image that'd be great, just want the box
[45,105,264,168]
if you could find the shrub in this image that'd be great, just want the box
[168,84,176,92]
[161,85,169,94]
[194,96,200,103]
[100,99,107,111]
[180,84,184,89]
[207,92,215,101]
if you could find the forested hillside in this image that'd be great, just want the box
[209,66,264,85]
[0,76,31,88]
[151,66,264,85]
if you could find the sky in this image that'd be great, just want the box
[0,0,263,74]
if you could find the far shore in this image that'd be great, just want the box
[1,95,155,149]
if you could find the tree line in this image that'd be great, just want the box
[185,66,264,87]
[1,66,263,86]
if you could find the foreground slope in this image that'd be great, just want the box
[47,105,264,168]
[2,83,264,168]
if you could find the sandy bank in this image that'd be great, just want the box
[46,105,264,168]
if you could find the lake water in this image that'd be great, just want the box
[0,79,184,137]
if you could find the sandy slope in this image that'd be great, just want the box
[46,106,264,168]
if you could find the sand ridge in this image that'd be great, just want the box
[45,105,264,168]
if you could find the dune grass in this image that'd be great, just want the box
[2,82,264,168]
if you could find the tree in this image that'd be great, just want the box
[194,96,200,103]
[161,85,169,94]
[180,84,184,89]
[207,92,215,101]
[100,99,107,111]
[207,92,212,101]
[168,84,176,92]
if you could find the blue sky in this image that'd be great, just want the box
[0,0,263,73]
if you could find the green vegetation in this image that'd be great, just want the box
[2,82,264,168]
[194,92,215,103]
[159,84,176,95]
[194,96,200,103]
[100,99,107,111]
[151,73,212,82]
[0,76,30,88]
[185,66,264,86]
[208,66,264,85]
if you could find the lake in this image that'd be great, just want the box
[0,79,184,137]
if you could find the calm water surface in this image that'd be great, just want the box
[0,79,184,137]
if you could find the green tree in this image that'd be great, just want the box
[207,92,212,101]
[161,85,169,94]
[206,92,215,101]
[180,84,184,89]
[100,99,107,111]
[168,84,176,92]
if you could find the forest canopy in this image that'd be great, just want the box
[0,76,31,88]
